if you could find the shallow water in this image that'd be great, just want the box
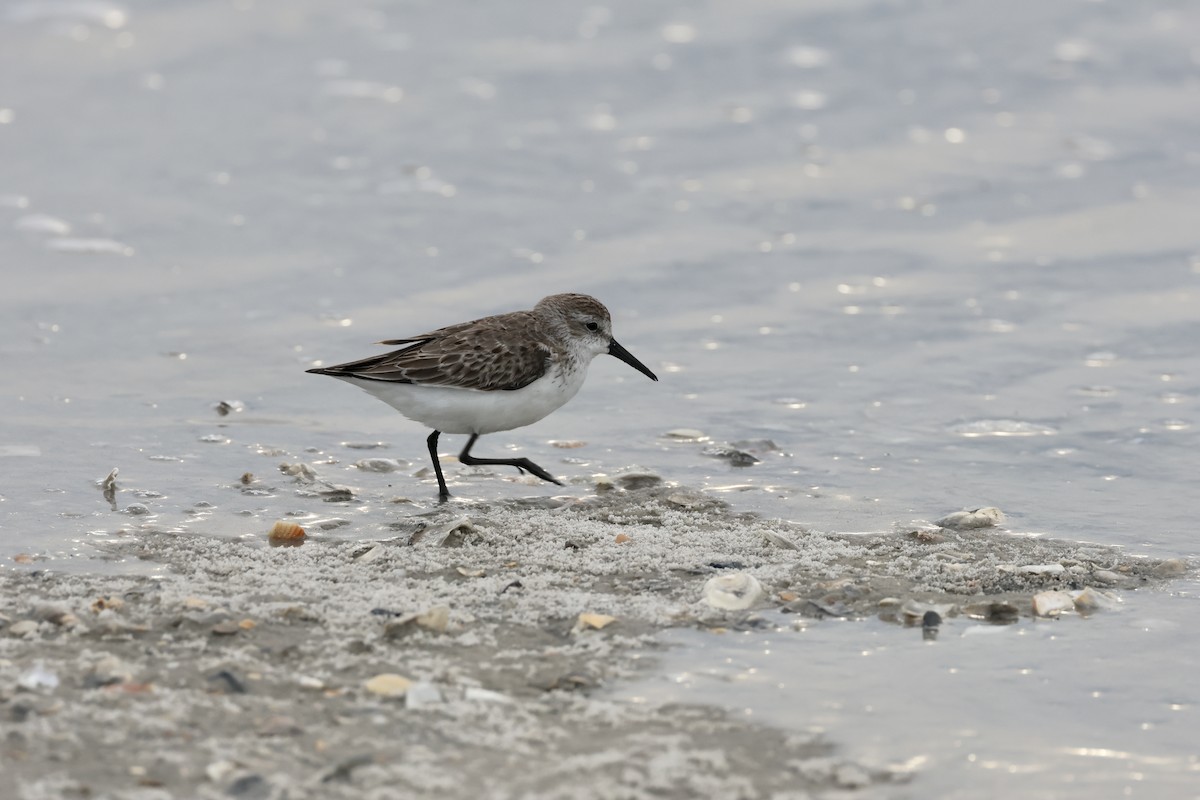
[2,0,1198,794]
[620,583,1200,798]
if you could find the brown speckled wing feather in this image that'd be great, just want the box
[312,311,552,391]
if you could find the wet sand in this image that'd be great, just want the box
[2,480,1181,799]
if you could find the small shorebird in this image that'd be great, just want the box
[307,293,658,500]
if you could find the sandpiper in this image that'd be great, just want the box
[307,293,658,500]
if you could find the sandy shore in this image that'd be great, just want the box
[1,482,1181,799]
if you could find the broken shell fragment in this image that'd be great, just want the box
[383,606,450,638]
[573,612,617,633]
[702,573,765,610]
[414,517,481,547]
[935,507,1004,530]
[269,521,306,542]
[353,458,406,473]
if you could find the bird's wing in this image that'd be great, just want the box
[311,312,552,391]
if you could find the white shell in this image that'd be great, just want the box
[702,573,764,610]
[1032,590,1076,617]
[1018,563,1065,575]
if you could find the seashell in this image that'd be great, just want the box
[702,573,765,610]
[1032,590,1075,617]
[269,520,306,542]
[935,507,1004,529]
[364,673,412,698]
[353,545,383,562]
[573,612,617,633]
[353,458,406,473]
[1017,563,1065,576]
[383,606,450,638]
[1071,587,1120,613]
[411,517,482,547]
[899,599,956,621]
[762,530,801,550]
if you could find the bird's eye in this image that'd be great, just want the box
[585,321,599,332]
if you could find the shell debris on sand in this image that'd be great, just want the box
[0,482,1186,799]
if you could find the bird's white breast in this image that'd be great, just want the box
[335,360,589,435]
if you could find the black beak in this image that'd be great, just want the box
[608,338,658,381]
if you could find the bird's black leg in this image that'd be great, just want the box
[427,430,451,502]
[458,433,563,487]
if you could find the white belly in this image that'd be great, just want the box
[334,369,588,435]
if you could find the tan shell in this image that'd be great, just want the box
[269,521,306,541]
[365,673,412,698]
